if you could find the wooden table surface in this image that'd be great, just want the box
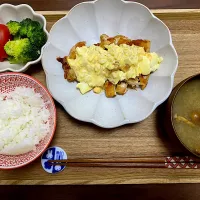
[2,0,200,199]
[2,8,200,185]
[1,0,200,10]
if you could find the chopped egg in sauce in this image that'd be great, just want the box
[67,43,163,94]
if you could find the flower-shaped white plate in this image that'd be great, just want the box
[42,0,178,128]
[0,4,49,72]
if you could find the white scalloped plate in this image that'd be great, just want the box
[42,0,178,128]
[0,4,49,72]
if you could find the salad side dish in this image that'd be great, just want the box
[0,18,47,64]
[57,34,163,97]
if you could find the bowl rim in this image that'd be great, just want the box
[0,3,49,73]
[42,0,178,128]
[0,72,57,169]
[170,73,200,157]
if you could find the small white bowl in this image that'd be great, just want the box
[0,4,49,72]
[42,0,178,128]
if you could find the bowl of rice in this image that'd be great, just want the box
[0,72,56,169]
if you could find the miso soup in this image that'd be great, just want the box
[173,78,200,154]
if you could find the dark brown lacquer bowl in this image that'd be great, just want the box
[165,74,200,157]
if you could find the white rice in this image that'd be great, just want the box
[0,87,50,155]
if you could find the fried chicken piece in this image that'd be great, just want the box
[57,56,70,70]
[57,56,68,64]
[113,35,131,45]
[104,81,116,98]
[128,39,151,52]
[139,75,150,90]
[57,56,77,82]
[99,34,110,48]
[68,41,86,59]
[99,34,129,48]
[127,77,140,89]
[100,34,109,42]
[116,82,128,95]
[64,68,77,82]
[107,37,116,44]
[102,35,131,46]
[56,57,64,63]
[114,35,129,40]
[99,34,150,52]
[99,34,132,49]
[127,75,150,90]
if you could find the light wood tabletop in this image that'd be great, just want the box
[2,0,200,199]
[1,0,200,10]
[0,9,200,185]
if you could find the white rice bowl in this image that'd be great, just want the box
[0,73,56,169]
[0,87,50,155]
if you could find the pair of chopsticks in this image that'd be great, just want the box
[48,156,200,168]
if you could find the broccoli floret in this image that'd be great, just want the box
[18,18,32,37]
[4,38,40,64]
[6,20,21,35]
[27,21,41,37]
[19,18,42,37]
[29,30,47,48]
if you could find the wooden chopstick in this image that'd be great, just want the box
[47,156,200,168]
[48,156,200,164]
[49,162,167,168]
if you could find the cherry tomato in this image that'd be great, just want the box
[0,24,11,62]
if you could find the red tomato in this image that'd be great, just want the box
[0,24,11,62]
